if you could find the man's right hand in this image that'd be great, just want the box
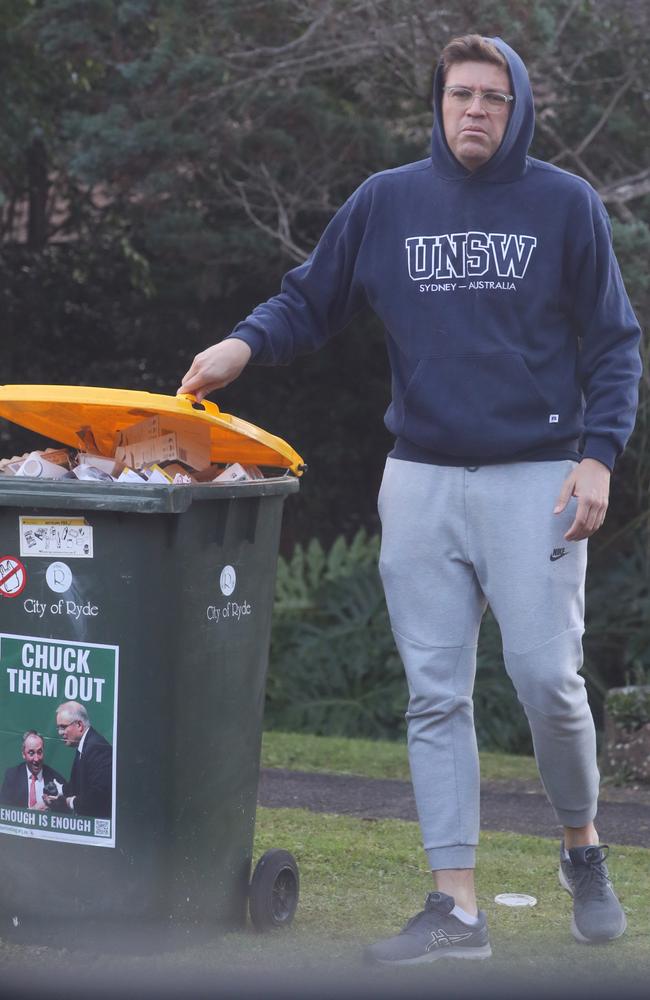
[177,339,252,402]
[42,792,68,812]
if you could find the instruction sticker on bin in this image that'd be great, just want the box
[0,633,118,848]
[19,517,94,558]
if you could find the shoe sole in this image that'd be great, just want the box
[558,865,627,944]
[370,944,492,965]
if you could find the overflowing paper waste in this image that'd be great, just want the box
[0,414,266,485]
[114,414,211,471]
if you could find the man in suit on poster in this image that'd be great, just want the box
[43,701,113,820]
[0,730,65,809]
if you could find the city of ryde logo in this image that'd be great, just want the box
[405,231,537,293]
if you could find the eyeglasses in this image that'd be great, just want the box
[443,86,514,113]
[57,721,80,733]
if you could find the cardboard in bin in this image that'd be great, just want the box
[0,385,305,476]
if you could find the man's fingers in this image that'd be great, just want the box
[553,473,576,514]
[178,372,208,396]
[177,340,252,400]
[179,374,226,400]
[181,381,221,402]
[180,352,207,386]
[558,460,610,540]
[564,508,584,541]
[180,360,196,384]
[178,360,226,397]
[564,497,608,540]
[179,357,210,390]
[584,505,599,535]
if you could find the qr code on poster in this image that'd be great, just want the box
[94,819,111,838]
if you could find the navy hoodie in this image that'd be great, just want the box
[229,38,642,470]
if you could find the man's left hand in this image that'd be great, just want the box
[553,459,611,541]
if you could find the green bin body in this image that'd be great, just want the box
[0,475,297,948]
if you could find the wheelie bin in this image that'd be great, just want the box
[0,385,303,949]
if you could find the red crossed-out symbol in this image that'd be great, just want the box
[0,555,27,598]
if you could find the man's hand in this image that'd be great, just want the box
[553,458,611,541]
[178,339,252,402]
[42,792,66,812]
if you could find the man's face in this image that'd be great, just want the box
[56,714,84,748]
[442,61,512,171]
[22,735,44,776]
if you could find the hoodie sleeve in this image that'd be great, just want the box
[570,195,643,470]
[225,185,370,364]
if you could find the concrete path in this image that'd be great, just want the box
[259,768,650,847]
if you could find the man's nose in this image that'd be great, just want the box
[466,94,487,115]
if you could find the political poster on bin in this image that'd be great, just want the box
[0,633,118,848]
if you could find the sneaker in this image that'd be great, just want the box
[364,891,491,965]
[558,842,627,943]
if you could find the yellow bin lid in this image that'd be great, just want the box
[0,385,305,476]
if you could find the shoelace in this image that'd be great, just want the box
[572,845,612,901]
[401,907,430,933]
[401,896,449,933]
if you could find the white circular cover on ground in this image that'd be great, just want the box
[494,893,537,907]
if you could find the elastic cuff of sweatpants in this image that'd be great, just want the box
[553,805,597,828]
[426,845,476,870]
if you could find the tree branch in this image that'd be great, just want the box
[599,168,650,205]
[536,117,602,187]
[574,73,635,156]
[230,2,333,60]
[535,116,639,221]
[549,0,583,50]
[221,170,310,263]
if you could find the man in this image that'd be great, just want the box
[179,36,641,959]
[0,730,65,809]
[43,701,113,820]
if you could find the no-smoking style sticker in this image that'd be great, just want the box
[0,556,27,598]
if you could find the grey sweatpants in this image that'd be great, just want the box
[378,458,598,871]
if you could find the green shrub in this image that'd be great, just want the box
[268,532,404,739]
[605,685,650,731]
[267,531,532,753]
[584,531,650,706]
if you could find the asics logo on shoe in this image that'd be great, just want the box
[550,547,568,562]
[426,928,474,951]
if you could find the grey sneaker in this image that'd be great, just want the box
[364,891,491,965]
[559,842,627,943]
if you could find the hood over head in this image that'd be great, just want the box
[431,36,534,182]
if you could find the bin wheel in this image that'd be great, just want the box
[249,849,299,931]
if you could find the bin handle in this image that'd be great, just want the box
[176,393,232,423]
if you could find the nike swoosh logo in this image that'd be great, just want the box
[550,552,568,562]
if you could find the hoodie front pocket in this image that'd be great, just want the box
[401,352,552,458]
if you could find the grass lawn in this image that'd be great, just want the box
[1,734,646,992]
[250,808,650,984]
[0,808,647,991]
[261,729,540,782]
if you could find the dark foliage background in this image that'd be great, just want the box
[1,0,648,746]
